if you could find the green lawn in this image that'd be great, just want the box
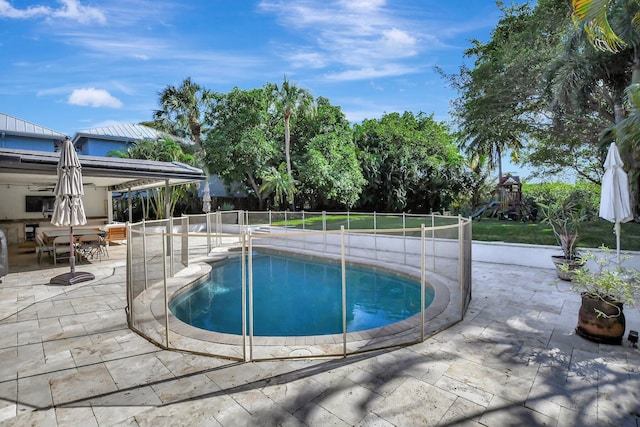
[272,214,640,251]
[471,218,640,251]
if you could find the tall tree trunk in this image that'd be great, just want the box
[496,145,503,181]
[246,172,265,210]
[284,113,292,176]
[629,62,640,219]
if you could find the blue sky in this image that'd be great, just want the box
[1,0,529,175]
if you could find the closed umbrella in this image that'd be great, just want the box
[599,142,633,262]
[202,180,211,213]
[50,137,95,285]
[202,179,212,253]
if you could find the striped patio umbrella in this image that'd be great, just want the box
[50,137,95,285]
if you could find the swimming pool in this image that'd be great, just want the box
[169,251,434,336]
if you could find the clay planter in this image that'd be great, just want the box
[551,255,583,281]
[575,292,625,345]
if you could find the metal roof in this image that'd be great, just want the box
[73,123,191,145]
[0,113,67,140]
[0,148,205,191]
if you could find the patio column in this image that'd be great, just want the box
[128,186,133,223]
[107,191,113,223]
[165,180,170,219]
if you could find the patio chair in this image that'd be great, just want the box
[35,234,54,264]
[52,235,73,265]
[105,225,127,245]
[77,234,106,261]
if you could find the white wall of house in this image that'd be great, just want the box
[0,184,108,221]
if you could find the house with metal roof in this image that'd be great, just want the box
[0,114,206,243]
[0,147,205,243]
[73,123,191,156]
[0,113,67,151]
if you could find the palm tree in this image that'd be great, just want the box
[571,0,640,214]
[271,76,315,176]
[260,163,298,209]
[571,0,638,53]
[108,138,196,219]
[154,77,210,148]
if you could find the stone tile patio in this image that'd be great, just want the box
[1,242,640,426]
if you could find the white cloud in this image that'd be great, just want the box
[325,64,419,82]
[0,0,49,18]
[289,51,326,69]
[382,28,416,52]
[68,88,123,108]
[51,0,106,25]
[0,0,106,24]
[259,0,425,81]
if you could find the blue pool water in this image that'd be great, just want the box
[169,251,434,336]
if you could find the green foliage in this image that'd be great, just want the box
[204,87,277,209]
[353,112,465,213]
[523,181,600,220]
[260,163,298,209]
[153,77,210,148]
[568,247,640,307]
[294,97,366,209]
[108,137,196,219]
[268,76,315,177]
[538,198,586,260]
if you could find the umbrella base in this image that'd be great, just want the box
[50,271,95,286]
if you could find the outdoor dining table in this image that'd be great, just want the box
[41,228,106,243]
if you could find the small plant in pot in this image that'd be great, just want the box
[564,248,640,344]
[538,198,586,280]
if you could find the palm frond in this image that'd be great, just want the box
[572,0,627,52]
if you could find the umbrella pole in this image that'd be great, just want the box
[615,222,621,264]
[69,226,75,274]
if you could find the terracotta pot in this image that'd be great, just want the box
[551,255,582,281]
[575,292,625,345]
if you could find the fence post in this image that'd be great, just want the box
[459,215,465,319]
[403,212,407,265]
[181,216,189,268]
[322,211,327,251]
[421,224,425,341]
[206,212,211,253]
[241,232,247,362]
[217,211,222,247]
[165,218,174,277]
[142,220,148,290]
[248,229,254,361]
[162,230,170,348]
[431,213,436,271]
[341,226,347,357]
[126,223,133,326]
[373,211,377,258]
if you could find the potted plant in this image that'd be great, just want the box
[565,248,640,344]
[538,198,586,280]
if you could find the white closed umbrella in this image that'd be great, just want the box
[202,180,211,214]
[599,142,633,262]
[50,137,95,285]
[202,179,212,253]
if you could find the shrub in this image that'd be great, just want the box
[523,181,600,221]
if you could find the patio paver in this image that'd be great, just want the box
[1,243,640,426]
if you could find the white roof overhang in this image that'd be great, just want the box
[0,148,205,191]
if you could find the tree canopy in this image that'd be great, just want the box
[353,112,466,213]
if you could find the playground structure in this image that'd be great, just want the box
[471,174,537,221]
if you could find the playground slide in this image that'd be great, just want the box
[470,200,499,219]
